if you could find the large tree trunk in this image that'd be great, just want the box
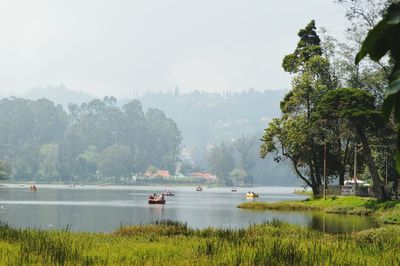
[290,158,319,197]
[355,127,389,200]
[311,185,319,197]
[308,159,320,197]
[339,172,345,186]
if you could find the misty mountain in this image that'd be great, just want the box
[19,85,94,107]
[137,89,286,146]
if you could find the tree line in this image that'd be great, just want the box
[0,96,181,182]
[260,0,400,200]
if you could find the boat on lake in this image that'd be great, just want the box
[196,186,203,191]
[246,191,258,198]
[148,194,166,204]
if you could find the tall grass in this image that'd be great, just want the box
[0,220,399,265]
[238,196,400,224]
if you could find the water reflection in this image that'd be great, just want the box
[0,185,377,233]
[308,212,377,233]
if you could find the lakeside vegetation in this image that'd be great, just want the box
[238,196,400,224]
[259,1,400,200]
[0,220,398,265]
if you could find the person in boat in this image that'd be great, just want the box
[149,193,157,199]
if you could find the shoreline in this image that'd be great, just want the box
[237,196,400,224]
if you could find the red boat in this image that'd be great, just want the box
[148,194,166,204]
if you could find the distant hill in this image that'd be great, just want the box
[137,89,286,146]
[19,85,93,107]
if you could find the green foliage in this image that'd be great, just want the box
[282,20,322,73]
[316,88,389,199]
[99,145,133,177]
[316,88,382,129]
[0,220,399,264]
[13,145,39,180]
[208,143,235,185]
[356,3,400,182]
[37,143,59,181]
[0,97,182,181]
[229,168,247,186]
[234,135,257,172]
[146,165,158,175]
[76,146,99,178]
[262,29,334,195]
[356,3,400,65]
[356,5,400,122]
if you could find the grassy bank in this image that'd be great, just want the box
[238,196,400,224]
[0,220,399,265]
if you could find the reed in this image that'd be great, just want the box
[0,220,399,265]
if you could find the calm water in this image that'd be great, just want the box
[0,184,377,233]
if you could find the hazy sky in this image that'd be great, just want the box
[0,0,347,97]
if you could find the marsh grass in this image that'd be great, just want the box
[238,196,400,224]
[0,219,399,265]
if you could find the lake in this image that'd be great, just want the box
[0,184,377,233]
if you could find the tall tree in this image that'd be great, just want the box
[37,143,59,181]
[235,135,257,185]
[99,144,133,177]
[282,20,322,73]
[208,143,235,185]
[316,88,388,200]
[261,21,336,196]
[235,135,257,173]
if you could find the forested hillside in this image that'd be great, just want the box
[15,87,298,186]
[136,89,297,185]
[0,97,181,182]
[137,89,286,146]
